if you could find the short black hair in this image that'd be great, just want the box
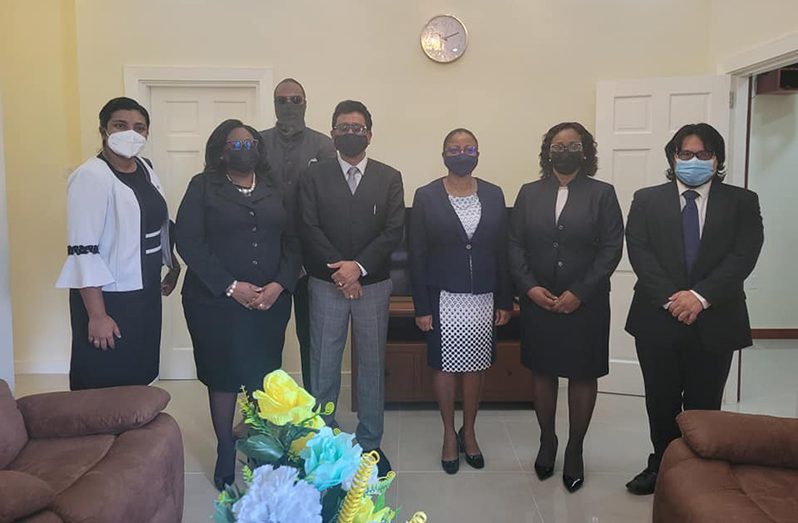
[99,97,150,128]
[665,123,726,181]
[539,122,598,178]
[274,78,306,98]
[203,119,270,174]
[332,100,372,131]
[442,128,479,151]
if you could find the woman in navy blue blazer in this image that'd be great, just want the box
[410,128,513,474]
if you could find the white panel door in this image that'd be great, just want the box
[595,75,731,396]
[148,85,258,379]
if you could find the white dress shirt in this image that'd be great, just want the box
[555,185,569,223]
[672,179,713,309]
[337,153,369,276]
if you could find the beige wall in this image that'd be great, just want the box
[710,0,798,68]
[1,0,82,372]
[3,0,796,374]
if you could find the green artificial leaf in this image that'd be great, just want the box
[236,433,286,464]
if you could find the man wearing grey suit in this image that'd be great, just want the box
[299,100,404,476]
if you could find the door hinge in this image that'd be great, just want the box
[729,91,735,109]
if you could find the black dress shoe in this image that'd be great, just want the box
[626,468,658,495]
[369,447,393,477]
[563,474,584,493]
[534,435,558,481]
[213,474,235,491]
[457,427,485,469]
[441,457,460,475]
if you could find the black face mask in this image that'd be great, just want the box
[334,134,369,158]
[225,148,259,172]
[550,151,582,175]
[275,103,306,137]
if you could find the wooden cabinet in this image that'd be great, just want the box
[351,297,534,409]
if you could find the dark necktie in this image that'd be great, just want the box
[682,190,700,276]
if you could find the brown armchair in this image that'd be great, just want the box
[654,410,798,523]
[0,380,183,523]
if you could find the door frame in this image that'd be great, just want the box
[724,33,798,189]
[123,66,274,129]
[720,33,798,401]
[0,95,15,390]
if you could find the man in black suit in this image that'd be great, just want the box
[260,78,337,394]
[624,123,764,495]
[299,100,404,476]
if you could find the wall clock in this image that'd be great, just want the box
[420,15,468,63]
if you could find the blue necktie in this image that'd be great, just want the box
[682,190,700,276]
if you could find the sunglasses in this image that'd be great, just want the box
[226,139,259,151]
[275,95,305,105]
[676,150,715,161]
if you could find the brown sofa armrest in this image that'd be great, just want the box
[16,385,171,439]
[677,410,798,469]
[0,470,56,522]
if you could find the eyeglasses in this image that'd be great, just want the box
[275,95,304,105]
[225,139,259,151]
[676,150,715,161]
[550,142,583,153]
[332,123,369,136]
[445,145,478,157]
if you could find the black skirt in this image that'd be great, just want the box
[183,291,291,393]
[519,293,610,379]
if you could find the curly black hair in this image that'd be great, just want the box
[538,122,598,178]
[203,119,270,175]
[665,123,726,182]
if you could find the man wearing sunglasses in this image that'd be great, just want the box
[299,100,404,477]
[260,78,336,394]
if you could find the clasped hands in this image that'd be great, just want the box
[527,286,581,314]
[666,290,704,325]
[229,281,284,310]
[328,260,363,300]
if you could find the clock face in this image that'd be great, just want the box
[420,15,468,63]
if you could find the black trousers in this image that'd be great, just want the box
[293,275,312,393]
[635,332,734,471]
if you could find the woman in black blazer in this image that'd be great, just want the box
[509,122,623,492]
[410,128,513,474]
[175,119,300,490]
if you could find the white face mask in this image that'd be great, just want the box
[107,129,147,158]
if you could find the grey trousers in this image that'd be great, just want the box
[308,276,391,450]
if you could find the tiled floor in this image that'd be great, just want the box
[14,341,798,523]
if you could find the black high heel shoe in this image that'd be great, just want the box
[534,435,558,481]
[441,457,460,475]
[213,474,235,491]
[457,427,485,469]
[562,447,585,493]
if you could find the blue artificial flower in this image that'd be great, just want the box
[301,427,363,491]
[232,465,321,523]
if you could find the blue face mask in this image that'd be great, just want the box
[674,158,714,187]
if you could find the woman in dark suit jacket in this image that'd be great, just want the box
[175,119,300,490]
[509,122,623,492]
[410,128,513,474]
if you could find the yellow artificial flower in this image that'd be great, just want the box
[352,497,392,523]
[252,370,316,426]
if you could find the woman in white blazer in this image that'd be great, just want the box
[56,97,180,390]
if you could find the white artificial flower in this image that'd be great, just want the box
[232,465,322,523]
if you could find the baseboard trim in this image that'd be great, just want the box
[14,359,70,374]
[751,329,798,339]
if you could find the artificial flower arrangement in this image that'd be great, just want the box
[212,370,427,523]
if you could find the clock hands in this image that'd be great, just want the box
[442,31,460,41]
